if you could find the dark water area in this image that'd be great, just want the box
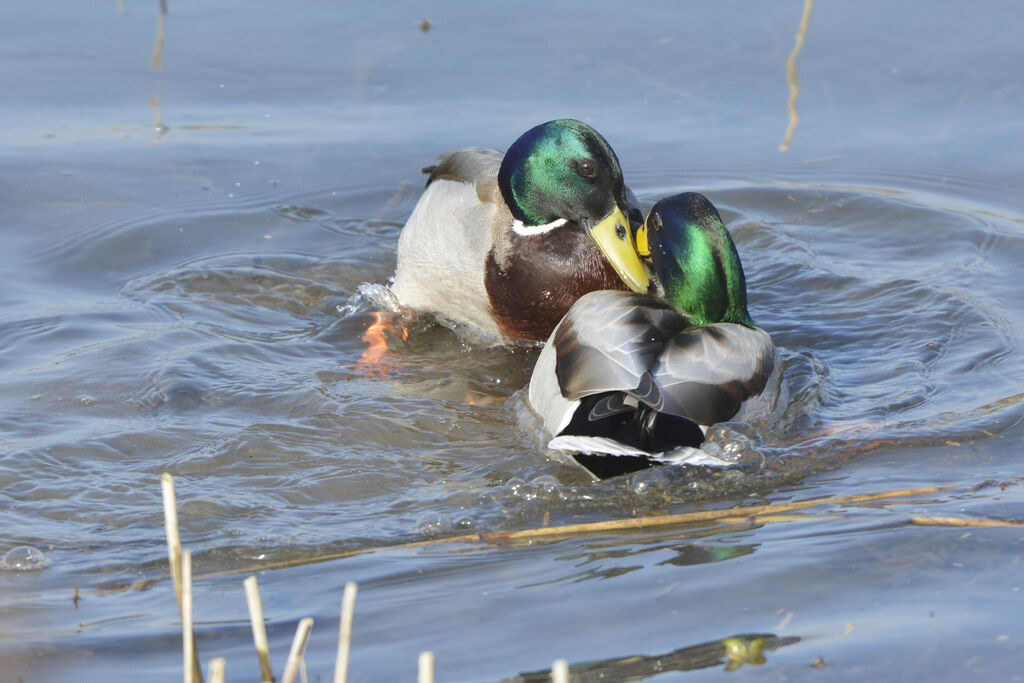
[3,1,1024,681]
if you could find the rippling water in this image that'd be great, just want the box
[4,2,1024,681]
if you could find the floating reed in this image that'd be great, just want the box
[418,651,435,683]
[189,485,962,580]
[281,618,314,683]
[334,582,358,683]
[243,576,275,682]
[911,516,1024,528]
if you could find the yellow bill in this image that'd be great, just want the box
[586,206,650,293]
[635,216,651,258]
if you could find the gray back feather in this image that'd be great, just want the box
[549,291,775,424]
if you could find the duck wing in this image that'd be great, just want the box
[650,324,776,425]
[550,290,690,400]
[423,147,504,200]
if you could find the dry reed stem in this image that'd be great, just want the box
[911,516,1024,528]
[188,485,959,580]
[418,651,435,683]
[163,474,203,683]
[282,617,314,683]
[161,473,183,609]
[552,658,569,683]
[244,576,275,682]
[207,658,226,683]
[334,582,358,683]
[479,486,956,542]
[183,550,196,683]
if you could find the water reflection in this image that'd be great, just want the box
[504,633,800,681]
[150,0,167,71]
[518,525,759,587]
[779,0,815,151]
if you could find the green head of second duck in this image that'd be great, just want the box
[496,119,649,293]
[636,192,755,328]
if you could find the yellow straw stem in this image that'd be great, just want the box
[418,651,435,683]
[282,617,315,683]
[244,576,275,683]
[207,658,226,683]
[334,582,358,683]
[182,550,196,683]
[161,473,182,609]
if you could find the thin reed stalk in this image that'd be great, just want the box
[418,651,435,683]
[183,551,196,683]
[207,658,226,683]
[161,473,182,608]
[244,576,275,682]
[333,582,358,683]
[282,617,315,683]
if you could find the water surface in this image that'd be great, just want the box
[3,2,1024,681]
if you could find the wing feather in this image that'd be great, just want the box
[651,324,775,423]
[551,291,689,400]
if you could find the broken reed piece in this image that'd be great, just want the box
[161,472,183,609]
[183,550,197,683]
[207,658,226,683]
[281,617,315,683]
[333,581,358,683]
[162,473,203,683]
[418,651,435,683]
[552,658,569,683]
[244,575,275,683]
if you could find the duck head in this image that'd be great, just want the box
[497,119,649,293]
[636,192,755,327]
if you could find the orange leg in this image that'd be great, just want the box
[352,312,408,376]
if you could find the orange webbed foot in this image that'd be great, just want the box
[352,312,409,377]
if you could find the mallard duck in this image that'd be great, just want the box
[527,192,776,479]
[390,119,650,345]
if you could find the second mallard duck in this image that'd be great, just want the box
[527,192,776,479]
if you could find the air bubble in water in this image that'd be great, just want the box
[2,546,51,571]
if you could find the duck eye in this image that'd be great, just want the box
[652,214,663,231]
[577,159,597,178]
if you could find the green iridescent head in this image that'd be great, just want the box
[498,119,627,226]
[497,119,649,293]
[638,192,755,327]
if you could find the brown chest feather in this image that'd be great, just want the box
[484,229,629,343]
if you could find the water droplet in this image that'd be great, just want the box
[2,546,51,571]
